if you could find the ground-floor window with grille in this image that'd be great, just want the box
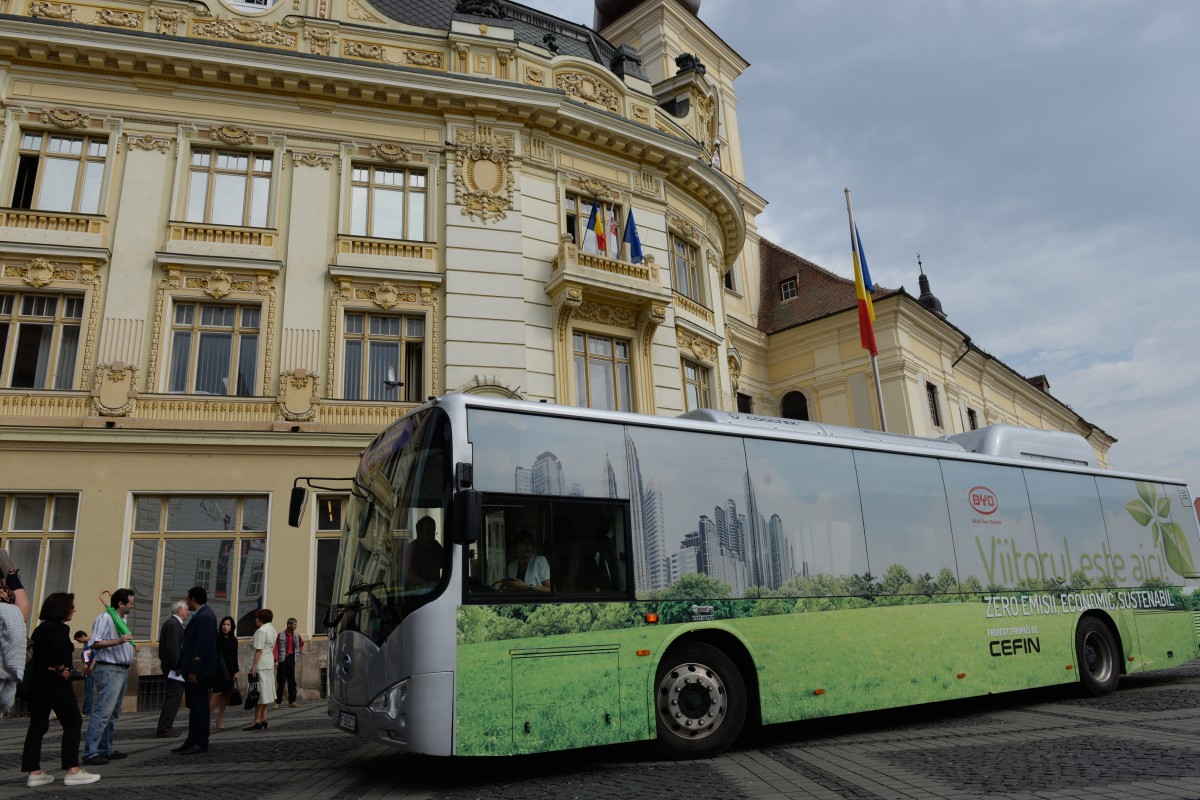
[128,495,268,642]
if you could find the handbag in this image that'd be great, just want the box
[243,674,260,710]
[229,683,243,707]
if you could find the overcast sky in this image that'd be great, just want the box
[524,0,1200,499]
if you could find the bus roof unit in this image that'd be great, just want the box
[947,424,1097,468]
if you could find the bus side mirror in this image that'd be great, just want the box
[451,489,480,544]
[288,486,308,528]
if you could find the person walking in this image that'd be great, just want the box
[0,549,27,715]
[244,609,276,731]
[21,592,100,787]
[274,617,304,707]
[209,616,239,731]
[155,600,189,737]
[174,586,217,755]
[82,588,135,767]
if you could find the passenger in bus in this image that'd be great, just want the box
[578,519,620,592]
[404,516,444,587]
[498,532,551,593]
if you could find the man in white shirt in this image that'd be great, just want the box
[155,600,189,737]
[83,589,135,766]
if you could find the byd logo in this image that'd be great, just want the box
[969,486,998,515]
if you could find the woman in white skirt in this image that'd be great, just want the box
[244,609,277,731]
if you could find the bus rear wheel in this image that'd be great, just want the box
[653,642,746,759]
[1075,616,1120,696]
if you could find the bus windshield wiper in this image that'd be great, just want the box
[345,581,385,597]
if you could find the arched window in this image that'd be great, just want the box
[781,391,809,421]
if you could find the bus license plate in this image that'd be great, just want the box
[337,711,357,733]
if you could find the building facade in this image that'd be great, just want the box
[0,0,1109,703]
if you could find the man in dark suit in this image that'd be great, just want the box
[173,586,217,755]
[155,600,189,737]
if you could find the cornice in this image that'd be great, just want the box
[0,424,371,455]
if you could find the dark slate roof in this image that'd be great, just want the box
[366,0,616,65]
[758,238,894,334]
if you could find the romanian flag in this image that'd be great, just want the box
[852,224,878,357]
[582,196,607,255]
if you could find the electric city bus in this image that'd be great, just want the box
[290,393,1200,758]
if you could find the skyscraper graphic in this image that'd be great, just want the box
[603,454,618,499]
[531,451,565,495]
[623,431,668,591]
[514,466,531,493]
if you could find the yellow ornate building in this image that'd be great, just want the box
[0,0,1110,702]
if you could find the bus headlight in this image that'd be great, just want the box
[368,679,409,720]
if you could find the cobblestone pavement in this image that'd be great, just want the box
[3,662,1200,800]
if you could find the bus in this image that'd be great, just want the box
[291,393,1200,758]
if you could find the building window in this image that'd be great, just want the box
[926,382,942,428]
[780,277,797,301]
[342,311,425,402]
[0,493,77,613]
[671,234,703,304]
[185,148,272,227]
[129,495,267,642]
[681,358,712,411]
[314,495,346,635]
[0,292,84,390]
[573,332,632,412]
[11,132,107,214]
[736,392,753,413]
[350,164,426,241]
[781,390,809,421]
[167,302,260,396]
[967,408,979,430]
[566,192,623,258]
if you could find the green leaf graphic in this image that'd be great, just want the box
[1152,521,1162,548]
[1160,522,1196,576]
[1126,498,1154,527]
[1157,495,1172,519]
[1137,481,1156,507]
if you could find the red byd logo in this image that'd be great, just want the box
[969,486,998,515]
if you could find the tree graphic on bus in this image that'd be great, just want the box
[1126,481,1195,577]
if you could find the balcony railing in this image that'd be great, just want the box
[336,235,436,261]
[673,292,714,324]
[167,222,277,247]
[0,208,105,235]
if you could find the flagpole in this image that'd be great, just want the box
[844,188,888,432]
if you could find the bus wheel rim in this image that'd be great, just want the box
[657,662,727,739]
[1083,631,1111,681]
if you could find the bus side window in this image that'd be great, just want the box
[553,503,627,595]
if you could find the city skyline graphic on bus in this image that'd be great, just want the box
[468,409,1196,598]
[472,410,863,597]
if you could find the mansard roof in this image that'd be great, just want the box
[370,0,619,65]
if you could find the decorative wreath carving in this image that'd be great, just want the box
[45,108,90,129]
[211,125,255,146]
[555,72,620,113]
[372,143,413,163]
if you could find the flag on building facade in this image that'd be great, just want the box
[852,223,878,357]
[623,207,644,263]
[582,196,607,255]
[606,207,620,258]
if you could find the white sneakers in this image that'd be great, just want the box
[64,770,101,786]
[27,773,54,787]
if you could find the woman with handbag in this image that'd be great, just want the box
[244,609,276,731]
[208,616,240,731]
[20,593,100,787]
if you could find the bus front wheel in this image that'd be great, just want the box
[1075,616,1120,696]
[653,642,746,759]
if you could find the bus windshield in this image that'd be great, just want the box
[328,407,451,645]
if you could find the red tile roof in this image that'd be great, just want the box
[758,238,895,334]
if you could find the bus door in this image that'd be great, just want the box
[463,494,633,754]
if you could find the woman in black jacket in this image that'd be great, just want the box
[209,615,240,731]
[21,592,100,787]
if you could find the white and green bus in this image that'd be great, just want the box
[292,393,1200,758]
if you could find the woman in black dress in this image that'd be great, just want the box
[21,593,100,787]
[209,615,240,731]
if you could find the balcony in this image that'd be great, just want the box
[0,208,107,249]
[546,234,667,308]
[333,234,438,274]
[165,221,278,261]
